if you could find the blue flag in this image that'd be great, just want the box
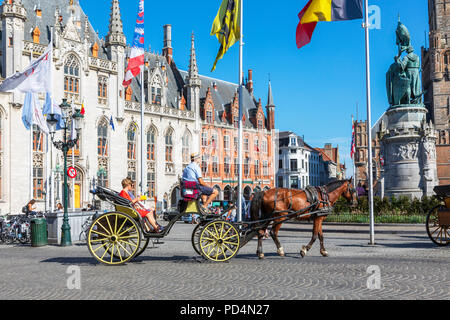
[110,115,115,131]
[42,92,64,130]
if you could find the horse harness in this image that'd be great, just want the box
[272,186,331,215]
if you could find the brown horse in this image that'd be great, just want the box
[249,179,357,259]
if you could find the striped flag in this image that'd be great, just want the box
[351,120,356,159]
[210,0,240,71]
[296,0,363,49]
[123,0,145,87]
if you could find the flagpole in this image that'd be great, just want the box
[140,68,145,196]
[237,0,244,223]
[364,0,375,245]
[30,46,34,202]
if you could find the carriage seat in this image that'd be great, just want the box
[180,180,200,202]
[92,186,133,207]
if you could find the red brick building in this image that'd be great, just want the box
[422,0,450,185]
[180,68,276,201]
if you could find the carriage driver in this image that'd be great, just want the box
[182,153,219,211]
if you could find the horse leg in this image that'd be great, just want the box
[270,222,285,257]
[256,229,266,259]
[300,216,319,258]
[317,217,329,257]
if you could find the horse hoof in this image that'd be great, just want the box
[258,253,265,259]
[277,247,285,257]
[300,246,308,258]
[320,250,329,257]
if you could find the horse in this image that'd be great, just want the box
[249,179,358,259]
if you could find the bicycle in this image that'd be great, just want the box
[79,212,100,242]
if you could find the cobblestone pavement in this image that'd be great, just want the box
[0,222,449,300]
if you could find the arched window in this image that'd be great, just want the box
[165,128,174,174]
[33,125,46,200]
[98,76,108,105]
[127,124,137,160]
[147,126,156,161]
[127,123,138,193]
[97,120,108,157]
[165,129,173,163]
[97,119,109,188]
[182,131,191,168]
[64,54,80,101]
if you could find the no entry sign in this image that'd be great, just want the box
[67,167,77,179]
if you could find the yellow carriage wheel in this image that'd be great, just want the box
[426,206,450,247]
[87,212,141,265]
[199,220,240,262]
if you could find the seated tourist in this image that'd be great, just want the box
[182,153,219,211]
[119,178,163,233]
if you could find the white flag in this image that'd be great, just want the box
[0,43,52,93]
[23,92,49,134]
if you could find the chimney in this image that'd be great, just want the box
[246,69,253,95]
[163,24,173,65]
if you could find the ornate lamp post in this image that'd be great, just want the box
[53,159,64,204]
[46,99,84,247]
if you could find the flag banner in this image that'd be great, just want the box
[0,43,52,93]
[123,0,145,87]
[23,92,49,134]
[351,120,356,159]
[210,0,241,71]
[296,0,363,49]
[81,101,86,116]
[42,92,64,130]
[110,115,115,131]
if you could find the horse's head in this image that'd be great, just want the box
[342,178,358,207]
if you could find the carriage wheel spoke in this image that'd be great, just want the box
[91,230,110,238]
[223,240,239,246]
[118,225,136,237]
[95,223,112,236]
[110,244,115,263]
[222,234,238,241]
[105,216,114,236]
[117,242,132,257]
[90,237,109,243]
[101,243,113,260]
[120,239,139,248]
[93,241,109,253]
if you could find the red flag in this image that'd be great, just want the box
[81,102,85,115]
[296,0,317,49]
[351,121,356,159]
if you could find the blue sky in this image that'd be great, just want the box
[80,0,429,176]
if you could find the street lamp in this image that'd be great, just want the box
[53,159,64,204]
[46,99,84,247]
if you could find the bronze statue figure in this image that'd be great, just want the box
[386,20,423,106]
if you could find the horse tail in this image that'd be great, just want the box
[250,191,264,222]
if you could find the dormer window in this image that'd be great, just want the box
[151,76,162,105]
[206,111,213,124]
[32,27,41,43]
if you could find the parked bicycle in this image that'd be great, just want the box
[0,212,45,245]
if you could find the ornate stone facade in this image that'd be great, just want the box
[0,0,276,214]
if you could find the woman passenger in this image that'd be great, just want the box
[119,178,163,233]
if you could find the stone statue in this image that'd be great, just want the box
[386,21,423,106]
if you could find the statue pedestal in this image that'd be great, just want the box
[380,105,439,199]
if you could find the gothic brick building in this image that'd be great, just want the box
[422,0,450,185]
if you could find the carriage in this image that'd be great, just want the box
[426,185,450,246]
[87,179,356,265]
[87,185,243,265]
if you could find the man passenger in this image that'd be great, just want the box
[182,153,219,211]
